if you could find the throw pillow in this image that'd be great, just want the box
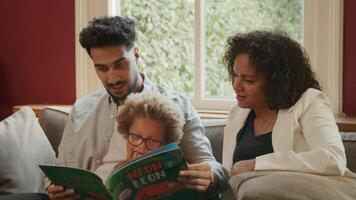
[0,106,56,195]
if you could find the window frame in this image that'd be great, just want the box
[75,0,344,114]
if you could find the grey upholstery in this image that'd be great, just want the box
[38,108,356,173]
[202,119,225,163]
[38,108,68,157]
[341,132,356,172]
[0,193,49,200]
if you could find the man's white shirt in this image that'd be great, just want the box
[94,120,127,180]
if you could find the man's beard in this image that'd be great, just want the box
[106,75,138,103]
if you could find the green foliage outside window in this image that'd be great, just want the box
[121,0,195,96]
[120,0,303,98]
[205,0,303,98]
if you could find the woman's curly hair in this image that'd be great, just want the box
[117,92,184,144]
[224,31,321,109]
[79,16,136,55]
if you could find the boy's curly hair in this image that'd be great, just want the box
[117,92,184,144]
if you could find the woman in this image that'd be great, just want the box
[222,30,350,177]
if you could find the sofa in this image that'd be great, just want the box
[37,107,356,199]
[38,107,356,172]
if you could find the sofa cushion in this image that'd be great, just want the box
[341,132,356,173]
[38,107,70,157]
[0,106,56,195]
[202,118,225,163]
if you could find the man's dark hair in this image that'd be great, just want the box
[79,16,136,55]
[224,30,321,110]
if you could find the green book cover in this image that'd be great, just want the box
[39,164,112,200]
[40,143,199,200]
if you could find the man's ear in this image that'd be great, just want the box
[134,47,140,62]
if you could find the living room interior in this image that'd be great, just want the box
[1,0,355,120]
[1,0,356,199]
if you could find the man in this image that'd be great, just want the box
[47,16,227,199]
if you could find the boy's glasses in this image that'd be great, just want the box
[127,132,163,150]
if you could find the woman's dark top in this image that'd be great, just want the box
[233,111,274,163]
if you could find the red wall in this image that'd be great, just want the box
[0,0,76,120]
[0,1,355,119]
[343,0,356,116]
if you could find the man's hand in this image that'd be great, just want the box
[230,159,255,176]
[47,184,81,200]
[177,163,214,192]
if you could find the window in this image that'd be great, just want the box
[118,0,303,111]
[75,0,343,114]
[203,0,303,99]
[120,0,195,96]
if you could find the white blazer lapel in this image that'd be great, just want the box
[223,106,250,171]
[272,109,294,152]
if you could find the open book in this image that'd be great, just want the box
[40,143,199,200]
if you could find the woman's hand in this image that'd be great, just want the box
[231,159,255,176]
[177,163,215,192]
[47,184,81,200]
